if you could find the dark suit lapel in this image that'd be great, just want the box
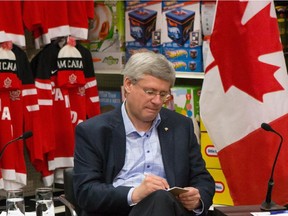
[158,110,176,186]
[108,107,127,180]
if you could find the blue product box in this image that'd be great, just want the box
[166,9,195,46]
[128,8,157,45]
[163,45,203,72]
[162,1,202,72]
[125,46,162,60]
[125,1,162,62]
[99,90,122,113]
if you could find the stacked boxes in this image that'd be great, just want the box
[200,119,234,206]
[162,1,203,72]
[124,0,204,73]
[125,1,162,60]
[128,8,157,45]
[165,8,195,46]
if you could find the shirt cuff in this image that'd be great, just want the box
[127,187,137,206]
[193,198,204,215]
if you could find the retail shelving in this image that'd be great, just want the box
[95,70,205,79]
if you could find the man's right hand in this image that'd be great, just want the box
[131,173,170,204]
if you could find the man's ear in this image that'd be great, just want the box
[124,77,133,93]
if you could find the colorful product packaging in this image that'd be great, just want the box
[162,1,203,72]
[165,85,201,123]
[125,1,162,61]
[99,90,122,113]
[89,1,125,70]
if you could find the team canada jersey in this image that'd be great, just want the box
[30,41,100,185]
[67,1,95,40]
[0,44,40,190]
[0,1,25,47]
[23,1,94,49]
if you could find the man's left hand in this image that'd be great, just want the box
[178,187,201,211]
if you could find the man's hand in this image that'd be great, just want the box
[178,187,201,211]
[131,174,169,204]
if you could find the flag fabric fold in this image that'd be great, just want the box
[200,0,288,205]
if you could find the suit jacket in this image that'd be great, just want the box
[73,106,215,216]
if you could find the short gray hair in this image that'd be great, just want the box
[122,52,176,87]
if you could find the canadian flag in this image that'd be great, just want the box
[200,0,288,205]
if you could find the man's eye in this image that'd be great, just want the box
[145,90,155,95]
[160,92,168,97]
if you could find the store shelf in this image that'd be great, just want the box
[95,70,205,79]
[95,69,123,75]
[175,72,204,79]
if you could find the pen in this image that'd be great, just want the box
[270,210,288,215]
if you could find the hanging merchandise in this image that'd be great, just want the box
[23,1,70,49]
[30,37,100,185]
[23,1,94,49]
[0,41,40,190]
[0,1,25,47]
[67,1,95,40]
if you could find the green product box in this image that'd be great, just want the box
[166,86,201,122]
[89,1,125,52]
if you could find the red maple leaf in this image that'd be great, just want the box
[206,1,283,102]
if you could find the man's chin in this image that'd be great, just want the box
[143,114,158,122]
[143,108,160,120]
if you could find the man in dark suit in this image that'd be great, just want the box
[73,52,215,216]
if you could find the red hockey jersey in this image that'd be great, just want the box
[23,1,94,48]
[30,40,100,185]
[0,1,25,47]
[0,44,40,190]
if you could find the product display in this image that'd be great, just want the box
[89,1,125,70]
[125,1,163,60]
[162,1,203,72]
[23,1,94,49]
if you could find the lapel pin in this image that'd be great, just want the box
[164,127,169,131]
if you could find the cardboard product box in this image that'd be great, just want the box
[200,132,221,169]
[162,1,203,72]
[166,86,201,122]
[208,168,234,206]
[125,46,162,61]
[163,45,203,72]
[88,1,125,71]
[169,58,203,72]
[92,51,125,70]
[89,1,125,52]
[99,90,122,113]
[125,1,162,61]
[128,8,157,45]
